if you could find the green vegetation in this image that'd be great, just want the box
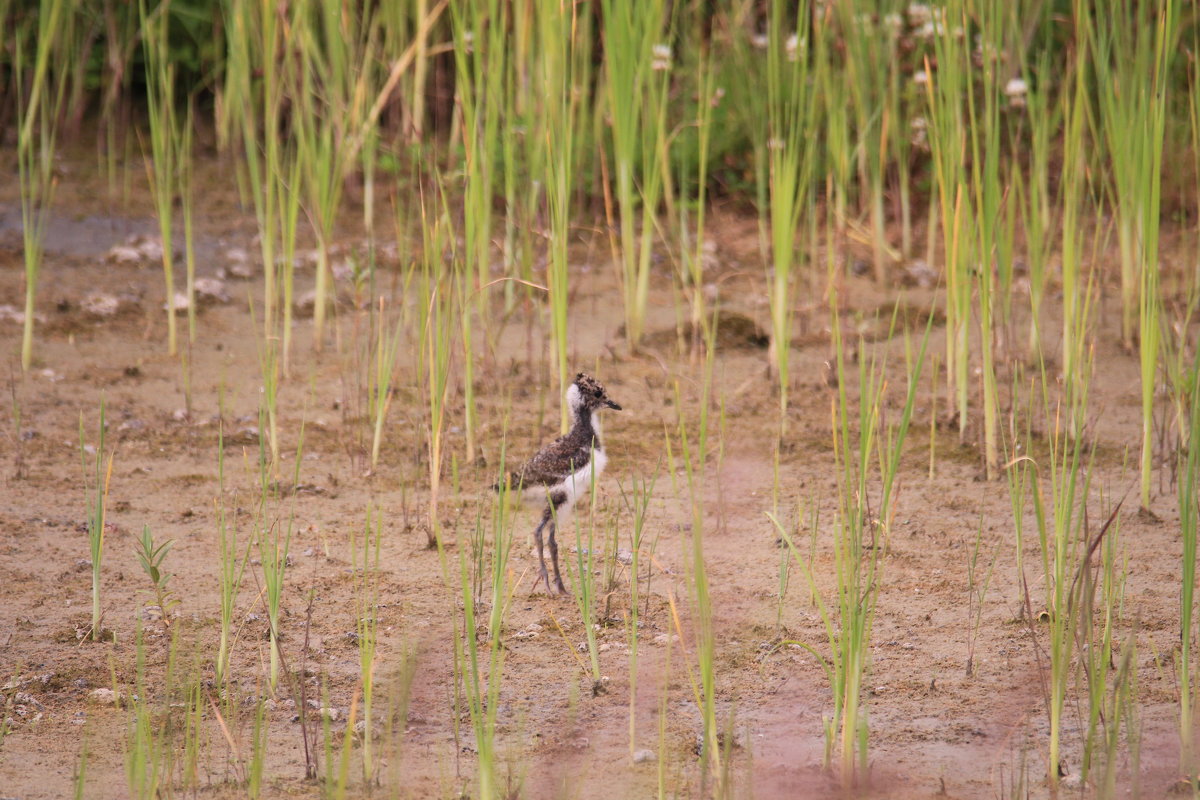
[6,1,1200,797]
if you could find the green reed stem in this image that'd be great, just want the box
[1179,344,1200,776]
[540,0,578,432]
[140,0,178,356]
[80,400,113,641]
[764,1,814,433]
[14,0,69,371]
[355,503,382,784]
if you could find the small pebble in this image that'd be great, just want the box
[0,304,38,324]
[512,624,543,640]
[88,688,119,705]
[195,277,231,303]
[633,749,656,764]
[352,719,380,741]
[904,259,938,288]
[81,293,120,317]
[134,236,164,261]
[294,289,332,318]
[107,245,142,264]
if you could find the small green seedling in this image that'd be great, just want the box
[133,525,178,625]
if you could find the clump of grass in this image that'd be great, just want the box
[456,466,516,799]
[964,518,999,678]
[450,0,509,460]
[415,185,457,552]
[566,466,614,695]
[539,0,588,430]
[247,690,269,798]
[1006,268,1098,788]
[123,625,207,798]
[368,299,404,472]
[255,409,307,692]
[1089,0,1181,509]
[292,0,357,351]
[1076,497,1134,791]
[354,503,382,786]
[1057,1,1092,426]
[601,0,670,352]
[836,5,895,284]
[619,473,657,755]
[961,0,1013,480]
[179,100,197,347]
[763,5,815,433]
[124,625,165,799]
[671,312,723,789]
[14,0,71,371]
[139,0,181,356]
[224,0,300,369]
[675,48,717,359]
[180,654,204,794]
[771,308,928,787]
[1012,51,1059,360]
[922,0,982,448]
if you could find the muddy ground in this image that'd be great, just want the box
[0,154,1192,799]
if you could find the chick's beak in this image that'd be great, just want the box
[604,398,622,411]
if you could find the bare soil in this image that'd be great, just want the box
[0,155,1191,799]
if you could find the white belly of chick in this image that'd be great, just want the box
[553,446,607,510]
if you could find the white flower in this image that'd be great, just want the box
[751,33,769,50]
[912,70,929,85]
[785,33,804,62]
[1005,78,1028,109]
[916,20,945,38]
[651,42,671,71]
[1004,77,1028,97]
[883,13,903,34]
[711,87,726,107]
[910,116,928,147]
[906,3,932,25]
